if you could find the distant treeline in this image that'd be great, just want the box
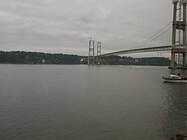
[0,51,87,64]
[0,51,169,66]
[101,55,170,66]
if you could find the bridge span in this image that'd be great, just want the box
[100,45,172,57]
[88,0,187,69]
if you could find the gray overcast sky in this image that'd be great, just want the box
[0,0,172,55]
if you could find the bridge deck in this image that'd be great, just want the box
[100,45,172,57]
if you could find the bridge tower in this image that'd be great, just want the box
[170,0,187,69]
[96,42,102,65]
[88,39,95,65]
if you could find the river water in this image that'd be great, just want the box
[0,64,186,140]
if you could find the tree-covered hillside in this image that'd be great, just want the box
[0,51,87,64]
[0,51,169,66]
[101,56,169,66]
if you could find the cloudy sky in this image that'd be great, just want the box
[0,0,172,55]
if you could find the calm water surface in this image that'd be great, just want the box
[0,65,186,140]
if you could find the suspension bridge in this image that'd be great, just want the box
[88,0,187,69]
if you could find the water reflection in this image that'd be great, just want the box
[161,81,187,138]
